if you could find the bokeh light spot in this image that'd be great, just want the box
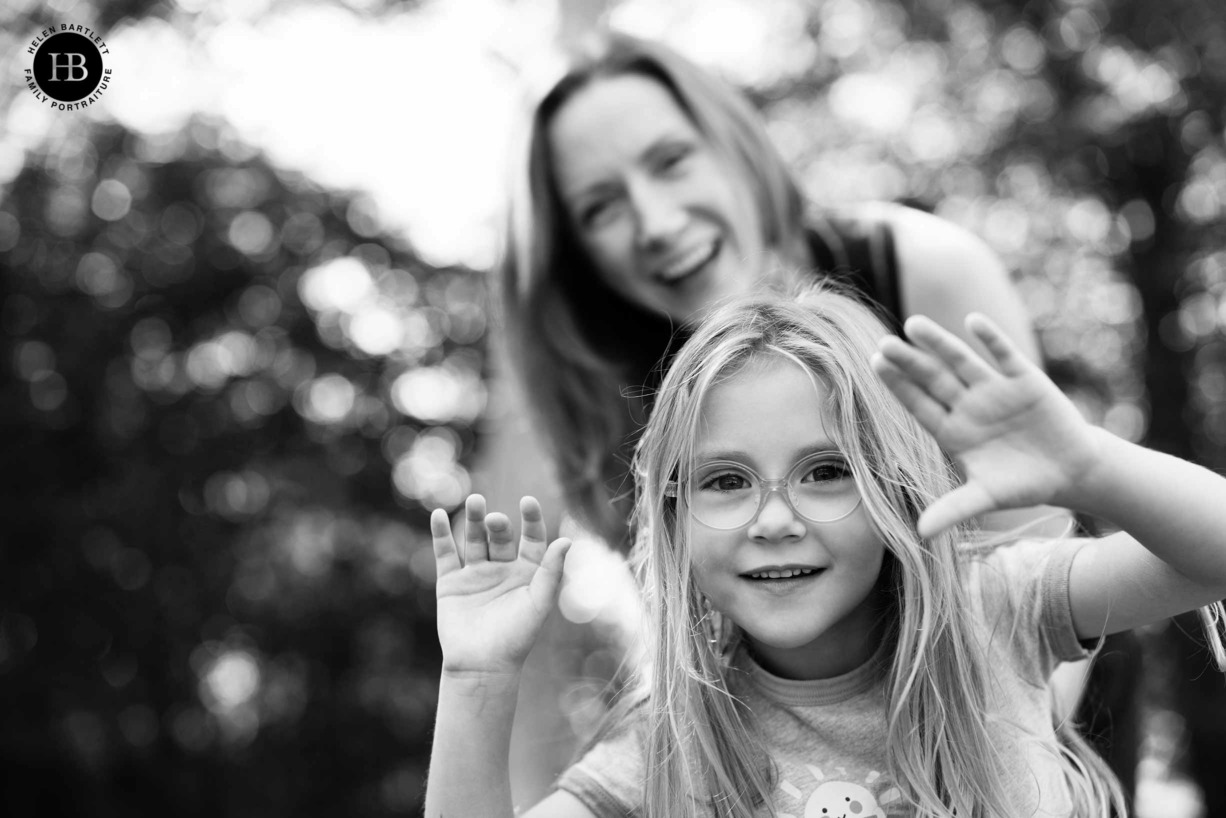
[202,649,262,710]
[228,211,277,257]
[391,428,470,508]
[14,340,56,380]
[92,179,133,222]
[299,257,375,313]
[298,373,357,425]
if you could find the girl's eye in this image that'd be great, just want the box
[699,472,750,492]
[801,460,853,483]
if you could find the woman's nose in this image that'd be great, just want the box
[629,180,685,249]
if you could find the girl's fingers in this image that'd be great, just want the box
[528,537,572,609]
[518,496,549,566]
[872,354,949,432]
[486,512,517,562]
[904,315,996,386]
[917,483,995,539]
[431,508,462,576]
[464,494,489,563]
[876,336,963,409]
[966,313,1031,377]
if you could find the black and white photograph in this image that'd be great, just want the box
[2,0,1226,815]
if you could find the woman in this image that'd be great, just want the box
[501,32,1043,549]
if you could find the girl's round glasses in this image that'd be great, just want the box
[668,452,862,530]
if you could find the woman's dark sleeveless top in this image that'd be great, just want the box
[805,214,902,331]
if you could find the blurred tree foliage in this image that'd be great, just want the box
[0,119,485,815]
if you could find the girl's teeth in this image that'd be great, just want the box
[751,568,815,579]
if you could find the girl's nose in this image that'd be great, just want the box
[749,489,806,541]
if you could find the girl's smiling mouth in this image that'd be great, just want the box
[741,565,823,580]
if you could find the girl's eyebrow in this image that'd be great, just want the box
[694,442,843,465]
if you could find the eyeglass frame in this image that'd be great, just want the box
[664,452,864,530]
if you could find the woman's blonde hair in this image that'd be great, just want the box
[625,286,1126,817]
[500,32,810,547]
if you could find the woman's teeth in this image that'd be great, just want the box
[657,241,718,281]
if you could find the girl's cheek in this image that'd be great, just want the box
[688,556,717,595]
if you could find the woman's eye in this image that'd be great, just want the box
[580,200,613,228]
[656,146,691,173]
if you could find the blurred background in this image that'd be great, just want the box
[2,0,1225,815]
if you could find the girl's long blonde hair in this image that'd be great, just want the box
[626,286,1126,817]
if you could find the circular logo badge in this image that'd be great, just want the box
[32,32,103,101]
[24,25,113,111]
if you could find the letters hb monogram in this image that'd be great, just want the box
[48,53,88,82]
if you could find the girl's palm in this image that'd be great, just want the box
[873,314,1097,536]
[432,495,570,676]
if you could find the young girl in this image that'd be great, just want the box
[425,288,1226,818]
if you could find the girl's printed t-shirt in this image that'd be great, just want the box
[555,538,1093,817]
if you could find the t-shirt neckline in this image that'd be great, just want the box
[735,639,890,706]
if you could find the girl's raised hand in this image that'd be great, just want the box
[872,314,1100,537]
[431,494,571,678]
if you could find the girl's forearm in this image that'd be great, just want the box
[424,672,523,818]
[1073,427,1226,588]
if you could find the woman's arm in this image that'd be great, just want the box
[873,315,1226,640]
[424,496,592,818]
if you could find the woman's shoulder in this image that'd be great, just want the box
[813,203,994,267]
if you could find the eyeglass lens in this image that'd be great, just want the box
[687,453,861,530]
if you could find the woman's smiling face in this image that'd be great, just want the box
[687,356,887,680]
[546,73,767,324]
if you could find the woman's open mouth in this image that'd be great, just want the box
[655,239,720,284]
